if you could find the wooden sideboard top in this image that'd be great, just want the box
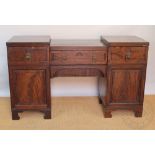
[6,36,51,46]
[101,36,149,46]
[50,39,106,50]
[6,35,149,48]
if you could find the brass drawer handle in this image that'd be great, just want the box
[25,52,32,60]
[125,50,131,60]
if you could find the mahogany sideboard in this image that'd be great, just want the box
[6,36,149,120]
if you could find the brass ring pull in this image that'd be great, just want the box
[25,52,32,60]
[125,50,131,60]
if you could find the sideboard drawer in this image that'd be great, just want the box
[51,51,107,65]
[8,47,49,65]
[92,51,107,64]
[109,47,147,64]
[51,51,92,65]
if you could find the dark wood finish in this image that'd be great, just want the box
[98,77,106,104]
[8,46,49,65]
[51,51,93,65]
[101,36,149,46]
[9,67,49,108]
[108,47,147,64]
[50,65,106,77]
[107,65,146,104]
[7,36,149,120]
[93,51,107,64]
[111,69,141,103]
[50,39,106,51]
[100,36,149,118]
[7,36,51,120]
[51,50,107,65]
[6,36,51,46]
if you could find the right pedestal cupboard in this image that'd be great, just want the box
[101,36,149,118]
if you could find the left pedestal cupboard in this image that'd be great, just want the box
[7,36,51,120]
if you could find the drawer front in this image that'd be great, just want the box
[51,51,92,65]
[8,47,49,65]
[109,47,147,64]
[92,51,107,64]
[51,51,107,65]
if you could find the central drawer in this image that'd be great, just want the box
[50,50,107,65]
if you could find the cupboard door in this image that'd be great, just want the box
[10,68,49,109]
[108,67,144,104]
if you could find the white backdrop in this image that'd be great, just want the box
[0,25,154,96]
